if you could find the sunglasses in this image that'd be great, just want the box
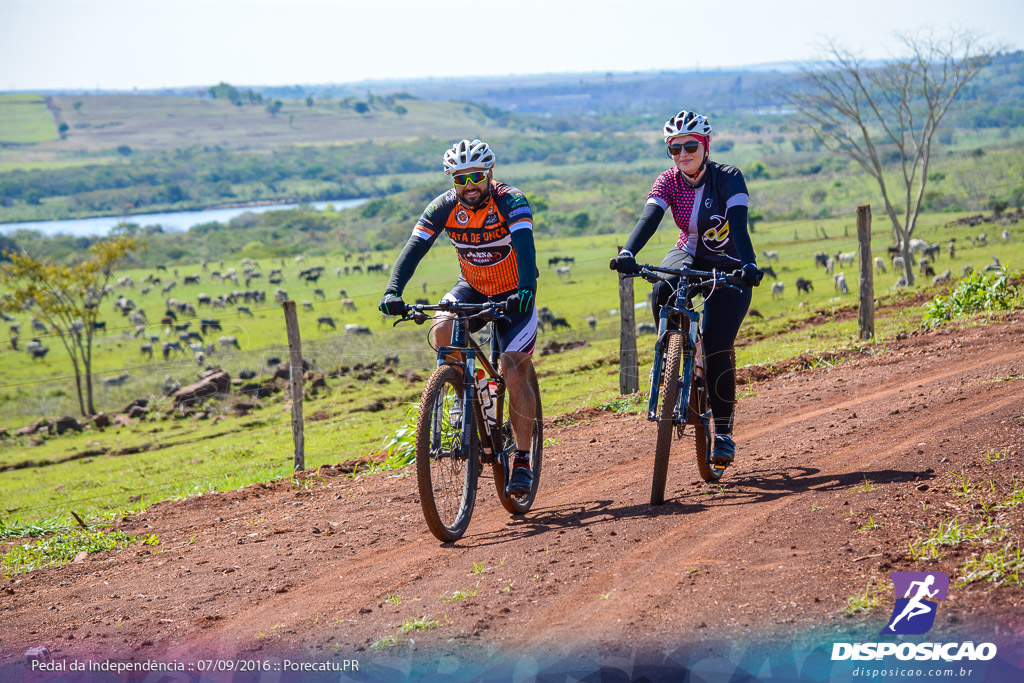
[452,171,489,187]
[667,140,702,156]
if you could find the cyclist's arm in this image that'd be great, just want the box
[510,227,537,291]
[384,194,449,296]
[621,199,666,257]
[727,204,757,266]
[383,235,433,296]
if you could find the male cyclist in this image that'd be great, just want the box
[379,139,539,496]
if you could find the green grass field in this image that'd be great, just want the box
[0,94,58,144]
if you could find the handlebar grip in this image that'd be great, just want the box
[725,273,745,288]
[609,258,617,271]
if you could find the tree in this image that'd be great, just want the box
[353,101,370,115]
[305,95,314,108]
[785,31,995,285]
[0,236,139,416]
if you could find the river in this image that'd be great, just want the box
[0,198,369,238]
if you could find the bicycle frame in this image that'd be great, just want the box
[646,290,703,425]
[435,313,507,463]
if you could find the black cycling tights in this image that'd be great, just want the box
[650,251,752,435]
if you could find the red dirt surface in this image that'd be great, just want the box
[2,314,1024,670]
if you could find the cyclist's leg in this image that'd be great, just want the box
[652,249,692,327]
[700,281,752,438]
[434,280,487,362]
[494,294,538,451]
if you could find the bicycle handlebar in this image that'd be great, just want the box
[393,300,511,327]
[608,259,746,290]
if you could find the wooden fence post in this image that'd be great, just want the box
[282,300,305,471]
[617,246,638,394]
[857,205,874,340]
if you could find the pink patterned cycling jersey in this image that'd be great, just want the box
[647,169,697,250]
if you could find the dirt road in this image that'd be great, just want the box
[2,314,1023,678]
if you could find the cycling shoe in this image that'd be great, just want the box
[711,434,735,467]
[505,453,533,496]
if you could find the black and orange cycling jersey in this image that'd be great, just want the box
[411,181,534,296]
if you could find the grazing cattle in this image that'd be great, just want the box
[977,232,987,247]
[556,266,571,280]
[31,318,47,334]
[796,277,813,294]
[874,257,886,274]
[266,356,282,367]
[344,324,372,335]
[27,341,49,360]
[218,335,241,350]
[762,250,780,262]
[932,269,952,285]
[162,341,185,360]
[239,369,257,380]
[301,301,314,311]
[274,288,288,304]
[836,252,856,267]
[313,288,326,300]
[962,264,974,277]
[189,342,205,354]
[140,343,153,358]
[813,252,829,268]
[91,320,106,332]
[183,275,200,286]
[586,315,598,329]
[948,239,956,259]
[907,238,929,254]
[340,298,357,311]
[194,351,205,366]
[771,281,784,299]
[338,289,348,298]
[317,316,337,331]
[760,265,777,280]
[892,256,905,273]
[102,372,130,389]
[824,257,835,275]
[549,317,571,330]
[179,331,204,344]
[1002,229,1011,242]
[197,293,212,307]
[237,306,254,317]
[923,243,940,261]
[636,322,657,335]
[983,257,1002,272]
[174,322,191,333]
[200,318,222,335]
[834,272,849,295]
[919,259,935,278]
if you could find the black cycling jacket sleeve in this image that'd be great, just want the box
[384,236,432,296]
[727,205,757,266]
[622,202,666,256]
[510,228,537,292]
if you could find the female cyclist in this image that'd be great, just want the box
[611,109,763,468]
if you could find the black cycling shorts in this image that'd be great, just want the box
[441,280,538,355]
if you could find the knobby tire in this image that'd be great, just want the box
[493,364,543,515]
[416,365,478,542]
[651,331,683,505]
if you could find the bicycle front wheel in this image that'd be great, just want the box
[416,365,478,542]
[651,331,683,505]
[493,364,543,515]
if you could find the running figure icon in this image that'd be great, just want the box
[882,571,949,635]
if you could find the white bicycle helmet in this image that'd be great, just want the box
[663,110,712,142]
[442,139,496,176]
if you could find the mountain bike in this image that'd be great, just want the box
[394,300,543,542]
[618,263,744,504]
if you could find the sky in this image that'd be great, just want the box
[1,0,1021,91]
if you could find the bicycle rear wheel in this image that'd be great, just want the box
[651,331,683,505]
[693,348,735,482]
[416,365,478,542]
[493,364,543,514]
